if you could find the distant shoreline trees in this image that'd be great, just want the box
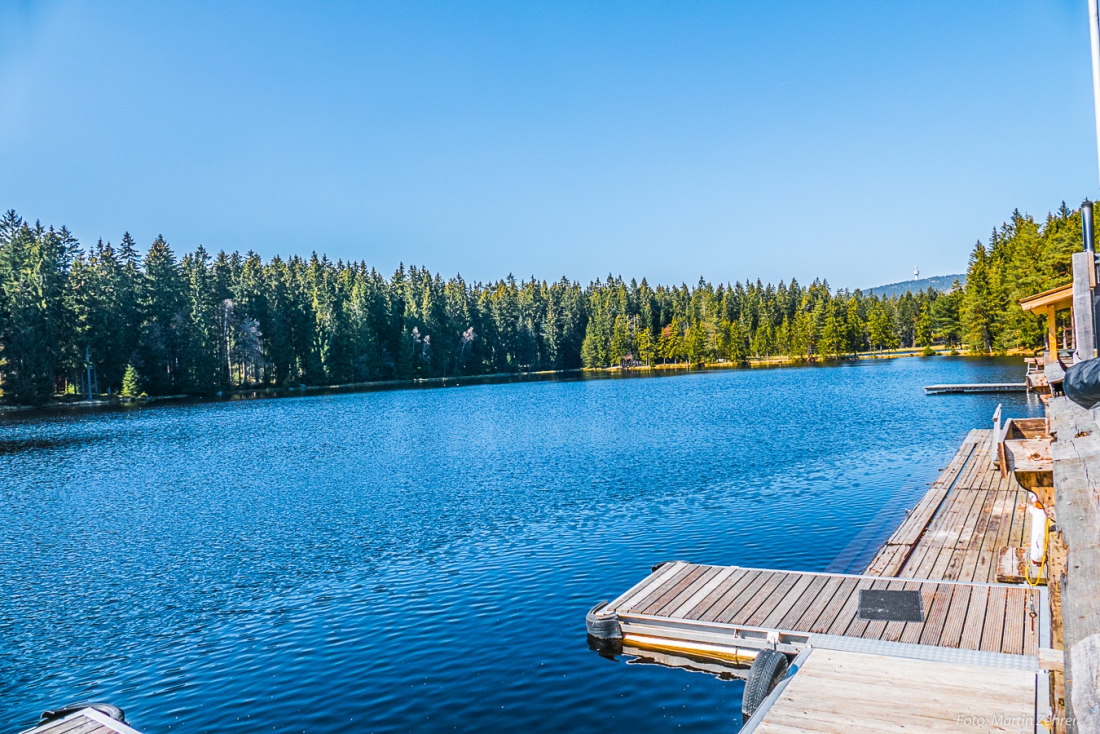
[0,205,1080,406]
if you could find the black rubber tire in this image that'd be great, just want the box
[585,601,621,639]
[741,650,788,720]
[40,703,125,725]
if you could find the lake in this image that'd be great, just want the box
[0,357,1042,732]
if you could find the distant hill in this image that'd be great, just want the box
[863,274,965,298]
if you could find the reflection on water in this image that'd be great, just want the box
[0,357,1041,732]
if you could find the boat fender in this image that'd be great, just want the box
[40,702,126,725]
[1027,494,1048,565]
[585,601,621,640]
[741,649,789,720]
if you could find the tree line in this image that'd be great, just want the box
[0,205,1080,405]
[959,204,1084,353]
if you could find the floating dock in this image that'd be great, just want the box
[588,429,1058,732]
[21,708,143,734]
[609,563,1042,658]
[866,429,1035,582]
[749,648,1036,733]
[924,383,1028,394]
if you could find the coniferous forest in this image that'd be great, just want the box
[0,205,1087,405]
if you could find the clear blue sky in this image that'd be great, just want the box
[0,1,1096,289]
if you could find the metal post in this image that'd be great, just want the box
[1084,199,1095,252]
[1090,0,1100,187]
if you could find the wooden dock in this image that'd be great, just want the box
[866,429,1035,583]
[924,383,1027,394]
[746,648,1037,733]
[608,563,1041,658]
[20,709,143,734]
[589,426,1054,731]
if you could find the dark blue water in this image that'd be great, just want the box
[0,357,1041,732]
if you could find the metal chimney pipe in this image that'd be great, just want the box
[1085,199,1095,252]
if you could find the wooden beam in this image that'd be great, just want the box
[1072,251,1096,362]
[1050,308,1059,361]
[1021,282,1074,312]
[1048,397,1100,733]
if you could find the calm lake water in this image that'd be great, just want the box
[1,357,1042,732]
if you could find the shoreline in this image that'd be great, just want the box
[0,347,1031,416]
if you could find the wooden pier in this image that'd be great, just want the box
[20,708,143,734]
[609,563,1041,658]
[748,648,1037,733]
[866,429,1036,583]
[589,427,1056,732]
[924,383,1027,394]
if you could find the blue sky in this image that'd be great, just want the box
[0,1,1095,288]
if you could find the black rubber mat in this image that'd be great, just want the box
[857,589,924,622]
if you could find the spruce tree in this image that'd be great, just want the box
[120,363,142,397]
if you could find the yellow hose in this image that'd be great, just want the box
[1026,514,1050,587]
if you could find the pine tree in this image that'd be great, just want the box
[931,285,963,347]
[120,363,142,397]
[819,301,845,359]
[0,215,71,404]
[867,301,899,351]
[915,303,933,348]
[961,242,994,353]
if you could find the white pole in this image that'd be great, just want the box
[1089,0,1100,186]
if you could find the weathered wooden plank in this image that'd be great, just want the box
[622,563,694,613]
[806,576,859,635]
[933,583,972,649]
[957,489,999,582]
[692,568,759,622]
[864,543,906,576]
[1049,397,1100,733]
[979,586,1008,653]
[954,484,995,550]
[975,491,1014,583]
[699,569,766,623]
[1007,488,1028,550]
[804,576,860,634]
[635,565,703,615]
[885,441,976,547]
[752,649,1036,734]
[1072,250,1096,361]
[669,565,739,619]
[645,565,717,617]
[760,573,817,630]
[940,490,989,577]
[738,572,802,627]
[917,583,955,646]
[898,535,941,580]
[608,561,687,612]
[1000,586,1028,657]
[909,488,978,580]
[34,719,110,734]
[957,585,990,651]
[777,574,831,630]
[1050,397,1099,442]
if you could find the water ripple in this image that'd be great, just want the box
[0,357,1040,732]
